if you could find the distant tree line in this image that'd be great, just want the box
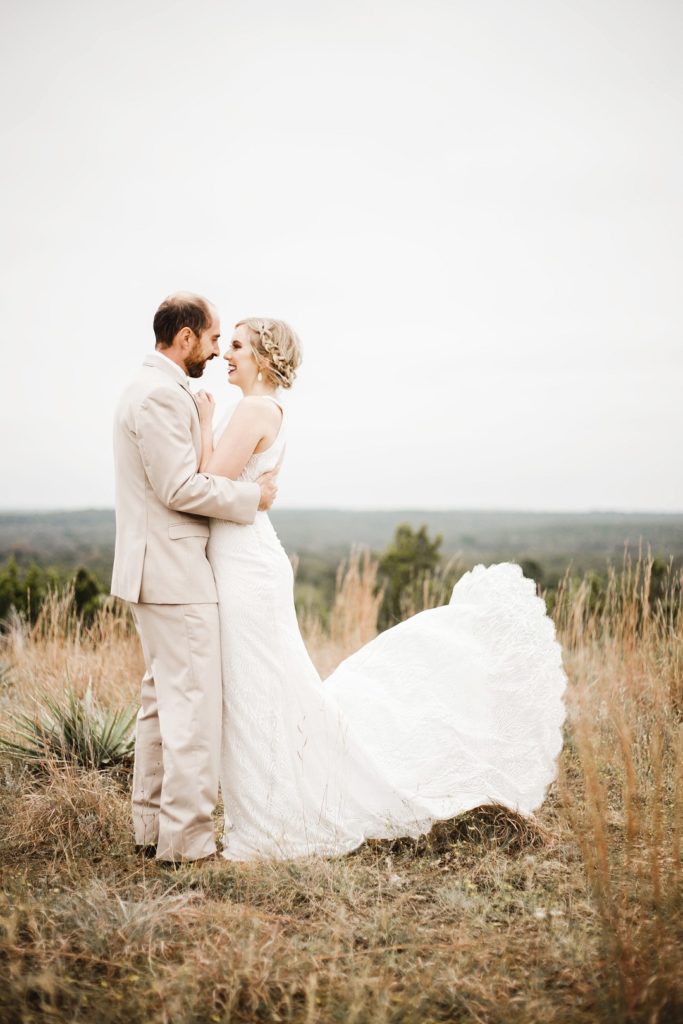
[373,524,678,627]
[0,557,106,624]
[1,525,677,630]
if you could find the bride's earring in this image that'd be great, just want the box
[257,370,263,382]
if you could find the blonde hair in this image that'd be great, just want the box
[236,318,302,390]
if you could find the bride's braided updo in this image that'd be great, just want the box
[236,318,302,390]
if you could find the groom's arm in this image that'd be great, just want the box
[136,387,260,523]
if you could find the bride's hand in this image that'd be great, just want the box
[195,391,215,430]
[256,469,278,511]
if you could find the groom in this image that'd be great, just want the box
[111,292,277,864]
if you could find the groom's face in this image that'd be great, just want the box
[185,308,221,378]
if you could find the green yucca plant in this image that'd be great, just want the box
[0,684,136,773]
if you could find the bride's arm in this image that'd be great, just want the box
[198,397,276,479]
[196,392,217,472]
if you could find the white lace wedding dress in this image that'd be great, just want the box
[207,398,567,861]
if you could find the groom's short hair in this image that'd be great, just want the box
[154,293,212,348]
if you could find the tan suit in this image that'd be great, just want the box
[112,351,259,861]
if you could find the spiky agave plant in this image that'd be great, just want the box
[0,684,137,773]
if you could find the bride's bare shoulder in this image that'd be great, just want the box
[234,395,282,425]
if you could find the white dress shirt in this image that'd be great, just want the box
[148,349,190,385]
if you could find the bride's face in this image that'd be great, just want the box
[224,324,260,390]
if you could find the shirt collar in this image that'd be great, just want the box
[147,349,190,386]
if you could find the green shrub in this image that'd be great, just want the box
[377,523,443,628]
[0,685,136,773]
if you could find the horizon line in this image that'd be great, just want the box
[1,506,683,517]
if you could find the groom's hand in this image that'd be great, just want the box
[256,470,278,511]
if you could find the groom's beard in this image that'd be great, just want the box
[184,344,212,378]
[185,359,208,378]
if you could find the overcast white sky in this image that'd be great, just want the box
[1,0,681,511]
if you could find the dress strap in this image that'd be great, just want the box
[261,394,284,413]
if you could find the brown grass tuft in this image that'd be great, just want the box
[0,763,131,861]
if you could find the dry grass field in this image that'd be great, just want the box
[0,553,681,1024]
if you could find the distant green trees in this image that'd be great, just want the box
[0,557,57,622]
[0,557,106,624]
[520,558,544,585]
[377,524,444,629]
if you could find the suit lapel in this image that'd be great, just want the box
[142,355,201,454]
[177,382,202,458]
[178,380,200,417]
[141,355,199,417]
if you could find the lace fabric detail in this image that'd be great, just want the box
[207,406,567,861]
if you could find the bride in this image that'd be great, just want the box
[198,318,567,861]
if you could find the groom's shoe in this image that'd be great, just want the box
[193,851,224,865]
[157,851,223,868]
[134,844,157,859]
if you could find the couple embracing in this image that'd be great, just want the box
[112,292,566,865]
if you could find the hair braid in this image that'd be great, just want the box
[237,318,302,389]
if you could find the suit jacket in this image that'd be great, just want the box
[110,353,260,604]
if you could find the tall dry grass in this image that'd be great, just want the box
[0,586,141,717]
[301,548,384,677]
[0,551,681,1023]
[553,553,683,1021]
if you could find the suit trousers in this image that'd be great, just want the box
[130,602,222,861]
